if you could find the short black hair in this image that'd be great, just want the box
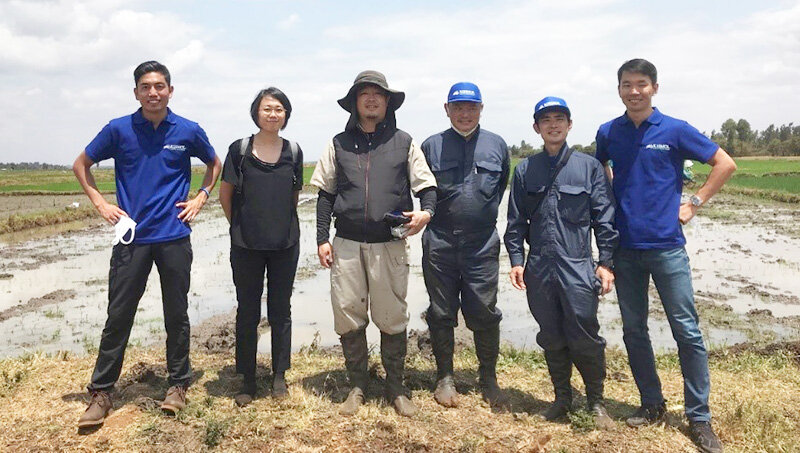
[250,87,292,130]
[617,58,657,85]
[134,61,171,86]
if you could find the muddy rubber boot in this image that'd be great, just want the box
[339,328,368,416]
[571,349,614,430]
[381,330,417,417]
[473,325,509,412]
[77,390,113,428]
[543,348,573,421]
[235,375,256,407]
[272,371,288,399]
[430,327,458,407]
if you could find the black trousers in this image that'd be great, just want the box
[422,227,502,332]
[231,243,299,377]
[89,237,193,391]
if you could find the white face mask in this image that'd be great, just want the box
[112,216,137,245]
[452,125,479,137]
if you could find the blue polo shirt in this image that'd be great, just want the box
[86,108,216,244]
[595,108,718,249]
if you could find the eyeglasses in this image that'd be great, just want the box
[261,107,285,115]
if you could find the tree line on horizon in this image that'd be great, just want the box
[510,119,800,158]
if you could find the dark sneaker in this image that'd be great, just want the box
[689,421,724,453]
[272,372,288,399]
[626,401,667,427]
[77,390,113,428]
[590,402,615,430]
[161,385,187,414]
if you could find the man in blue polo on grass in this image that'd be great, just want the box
[594,58,736,453]
[72,60,222,428]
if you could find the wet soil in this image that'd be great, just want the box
[1,191,799,358]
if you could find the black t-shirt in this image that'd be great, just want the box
[221,137,304,250]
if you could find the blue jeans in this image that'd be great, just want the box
[615,247,711,422]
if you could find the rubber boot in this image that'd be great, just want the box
[381,330,417,417]
[430,327,458,407]
[473,325,509,411]
[339,328,368,416]
[543,348,573,421]
[571,349,614,430]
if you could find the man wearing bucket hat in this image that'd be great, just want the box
[311,70,437,417]
[420,82,510,410]
[505,96,618,427]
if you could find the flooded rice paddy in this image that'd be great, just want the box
[1,193,799,358]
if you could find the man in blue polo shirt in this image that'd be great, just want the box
[595,58,736,453]
[72,61,221,428]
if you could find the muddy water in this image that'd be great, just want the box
[1,194,798,358]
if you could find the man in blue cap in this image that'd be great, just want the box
[595,58,736,453]
[505,96,618,427]
[421,82,510,410]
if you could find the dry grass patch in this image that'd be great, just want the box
[1,343,799,452]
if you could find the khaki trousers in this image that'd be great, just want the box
[330,236,410,335]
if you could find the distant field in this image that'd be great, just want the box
[0,166,317,194]
[693,157,800,195]
[694,157,800,176]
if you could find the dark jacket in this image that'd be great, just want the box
[422,127,509,233]
[504,145,618,274]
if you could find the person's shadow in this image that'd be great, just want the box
[63,362,205,435]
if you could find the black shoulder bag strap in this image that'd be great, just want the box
[529,147,574,217]
[236,137,299,192]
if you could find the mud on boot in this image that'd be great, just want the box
[543,348,573,421]
[161,385,187,414]
[339,328,369,416]
[430,327,458,407]
[434,375,459,408]
[381,330,417,417]
[271,371,288,399]
[235,377,256,407]
[339,387,365,416]
[474,326,509,411]
[589,401,615,430]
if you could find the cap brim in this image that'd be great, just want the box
[534,105,570,120]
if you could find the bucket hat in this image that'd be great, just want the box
[337,70,405,113]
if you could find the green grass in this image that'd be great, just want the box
[693,157,800,176]
[725,175,800,194]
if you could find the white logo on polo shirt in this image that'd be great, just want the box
[163,144,186,152]
[645,143,670,151]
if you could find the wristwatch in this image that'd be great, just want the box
[689,194,703,207]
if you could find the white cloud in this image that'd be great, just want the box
[277,13,300,30]
[0,1,798,164]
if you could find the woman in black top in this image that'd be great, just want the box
[219,87,303,406]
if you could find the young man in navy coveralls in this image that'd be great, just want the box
[505,97,618,428]
[594,58,736,453]
[421,82,510,410]
[73,61,222,428]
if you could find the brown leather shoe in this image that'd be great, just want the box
[78,390,113,428]
[161,385,187,414]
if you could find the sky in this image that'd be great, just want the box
[0,0,798,165]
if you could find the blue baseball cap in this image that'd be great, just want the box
[533,96,571,121]
[447,82,482,103]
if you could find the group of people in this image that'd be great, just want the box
[72,58,736,453]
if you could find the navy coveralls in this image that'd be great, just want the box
[421,127,510,331]
[504,144,618,353]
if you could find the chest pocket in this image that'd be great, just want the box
[525,185,546,219]
[557,184,590,225]
[475,160,502,198]
[430,159,460,187]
